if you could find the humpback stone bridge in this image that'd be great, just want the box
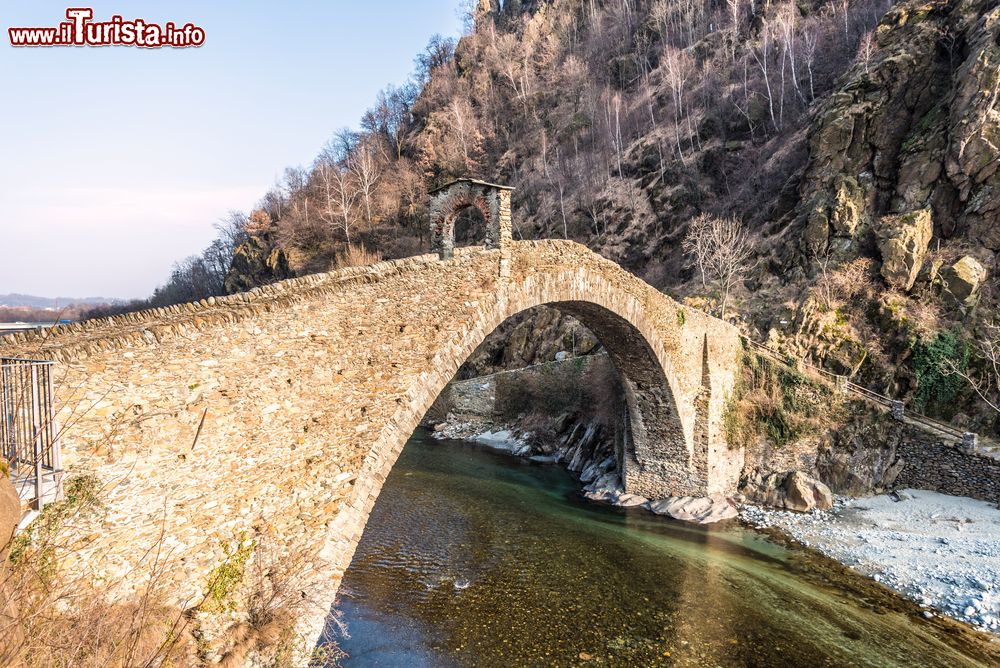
[0,184,743,654]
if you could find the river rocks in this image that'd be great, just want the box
[941,256,987,306]
[740,490,1000,636]
[646,495,738,524]
[741,470,833,512]
[615,493,649,507]
[472,429,532,456]
[580,455,615,484]
[582,472,623,503]
[876,209,933,291]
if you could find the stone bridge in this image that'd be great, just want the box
[0,188,742,655]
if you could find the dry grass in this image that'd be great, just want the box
[723,351,842,449]
[0,478,346,668]
[214,539,346,668]
[0,361,346,667]
[0,475,195,668]
[332,244,381,271]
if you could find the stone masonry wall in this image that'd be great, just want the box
[745,399,1000,505]
[895,439,1000,504]
[0,240,742,656]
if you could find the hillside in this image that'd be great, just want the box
[130,0,999,433]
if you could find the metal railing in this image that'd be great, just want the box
[742,338,986,449]
[1,358,63,510]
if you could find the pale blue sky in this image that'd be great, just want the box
[0,1,464,298]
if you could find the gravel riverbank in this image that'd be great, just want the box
[740,489,1000,635]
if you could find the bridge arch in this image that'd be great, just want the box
[324,246,740,598]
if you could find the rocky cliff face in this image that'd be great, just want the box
[743,0,1000,429]
[223,221,291,295]
[795,0,999,272]
[456,306,600,378]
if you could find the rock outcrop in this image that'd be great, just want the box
[876,209,933,291]
[941,255,987,306]
[224,217,292,295]
[456,306,600,378]
[797,0,1000,261]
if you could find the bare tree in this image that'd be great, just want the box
[682,214,759,318]
[803,28,818,102]
[214,210,249,254]
[777,3,807,105]
[727,0,743,63]
[349,138,382,227]
[447,97,481,172]
[314,160,359,243]
[414,34,456,84]
[662,47,693,163]
[362,84,416,161]
[753,22,780,132]
[682,214,712,289]
[857,30,877,76]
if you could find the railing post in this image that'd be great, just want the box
[46,366,63,502]
[0,363,9,463]
[30,364,43,510]
[890,400,905,421]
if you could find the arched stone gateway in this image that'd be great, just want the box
[0,241,742,657]
[429,179,514,272]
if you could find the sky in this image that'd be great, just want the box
[0,1,465,299]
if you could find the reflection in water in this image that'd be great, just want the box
[329,430,991,667]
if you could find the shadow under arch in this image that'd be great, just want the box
[300,241,745,653]
[549,300,692,492]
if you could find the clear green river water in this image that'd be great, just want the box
[328,429,996,667]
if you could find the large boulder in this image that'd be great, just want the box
[941,256,987,306]
[782,471,834,512]
[646,495,738,524]
[876,209,933,291]
[741,470,834,512]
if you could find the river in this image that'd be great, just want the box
[327,429,996,667]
